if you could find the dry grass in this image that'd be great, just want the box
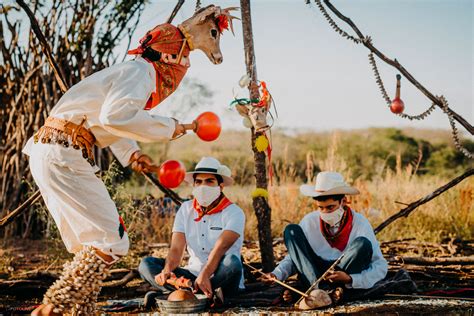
[119,131,473,246]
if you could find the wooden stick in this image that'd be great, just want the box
[16,0,68,93]
[294,253,345,307]
[384,293,474,302]
[243,262,308,298]
[389,255,474,266]
[167,0,185,24]
[142,172,184,206]
[374,168,473,234]
[0,190,41,228]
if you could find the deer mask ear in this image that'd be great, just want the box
[196,5,217,24]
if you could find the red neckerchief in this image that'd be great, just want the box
[193,195,233,222]
[143,60,187,110]
[320,206,353,251]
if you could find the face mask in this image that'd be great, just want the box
[192,185,221,207]
[320,206,344,226]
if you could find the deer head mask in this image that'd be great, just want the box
[178,5,239,65]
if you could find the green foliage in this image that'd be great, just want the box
[140,128,472,186]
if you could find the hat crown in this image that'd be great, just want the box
[194,157,221,171]
[185,156,233,186]
[315,172,347,192]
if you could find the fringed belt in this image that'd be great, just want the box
[33,116,96,166]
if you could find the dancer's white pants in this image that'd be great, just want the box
[23,138,129,257]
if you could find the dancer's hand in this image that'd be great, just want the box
[172,119,186,139]
[258,272,277,284]
[129,151,158,173]
[325,271,352,284]
[194,272,213,298]
[155,270,175,286]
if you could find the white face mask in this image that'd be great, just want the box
[192,185,221,207]
[320,206,344,226]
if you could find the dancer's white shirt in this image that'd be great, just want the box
[272,210,388,289]
[22,57,176,256]
[24,56,175,167]
[172,200,246,289]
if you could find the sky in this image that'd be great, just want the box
[125,0,472,134]
[6,0,473,133]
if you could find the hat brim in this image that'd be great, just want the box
[184,171,233,187]
[300,184,360,197]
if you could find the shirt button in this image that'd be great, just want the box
[202,234,204,237]
[202,248,205,250]
[203,220,206,223]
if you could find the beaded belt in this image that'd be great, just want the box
[34,116,96,166]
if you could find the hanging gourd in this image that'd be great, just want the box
[390,74,405,114]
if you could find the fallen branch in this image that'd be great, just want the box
[102,269,139,288]
[374,168,473,234]
[389,255,474,266]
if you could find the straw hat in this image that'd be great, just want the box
[300,171,359,197]
[184,157,233,186]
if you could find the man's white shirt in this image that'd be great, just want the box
[272,210,388,289]
[172,200,246,289]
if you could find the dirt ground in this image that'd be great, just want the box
[1,239,473,315]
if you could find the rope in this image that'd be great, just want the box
[439,95,473,159]
[368,52,437,120]
[315,0,362,44]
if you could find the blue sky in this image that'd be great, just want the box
[7,0,472,132]
[131,0,472,133]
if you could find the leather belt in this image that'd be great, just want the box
[34,116,96,166]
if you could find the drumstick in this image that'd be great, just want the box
[243,262,309,298]
[294,253,345,307]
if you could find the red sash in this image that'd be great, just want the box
[320,206,353,251]
[193,195,232,222]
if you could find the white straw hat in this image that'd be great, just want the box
[300,171,359,197]
[184,157,233,186]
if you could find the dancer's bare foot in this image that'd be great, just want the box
[31,304,60,316]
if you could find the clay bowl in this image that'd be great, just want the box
[167,289,197,302]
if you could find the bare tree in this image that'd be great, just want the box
[1,0,146,238]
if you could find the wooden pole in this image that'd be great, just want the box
[240,0,275,271]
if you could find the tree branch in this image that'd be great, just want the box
[374,168,474,234]
[16,0,68,93]
[322,0,473,135]
[167,0,185,24]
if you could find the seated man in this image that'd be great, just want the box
[262,171,388,303]
[139,157,245,302]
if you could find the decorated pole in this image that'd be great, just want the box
[240,0,275,271]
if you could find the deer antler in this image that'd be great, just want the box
[217,7,240,35]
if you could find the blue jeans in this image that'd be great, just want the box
[284,224,373,288]
[138,254,242,297]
